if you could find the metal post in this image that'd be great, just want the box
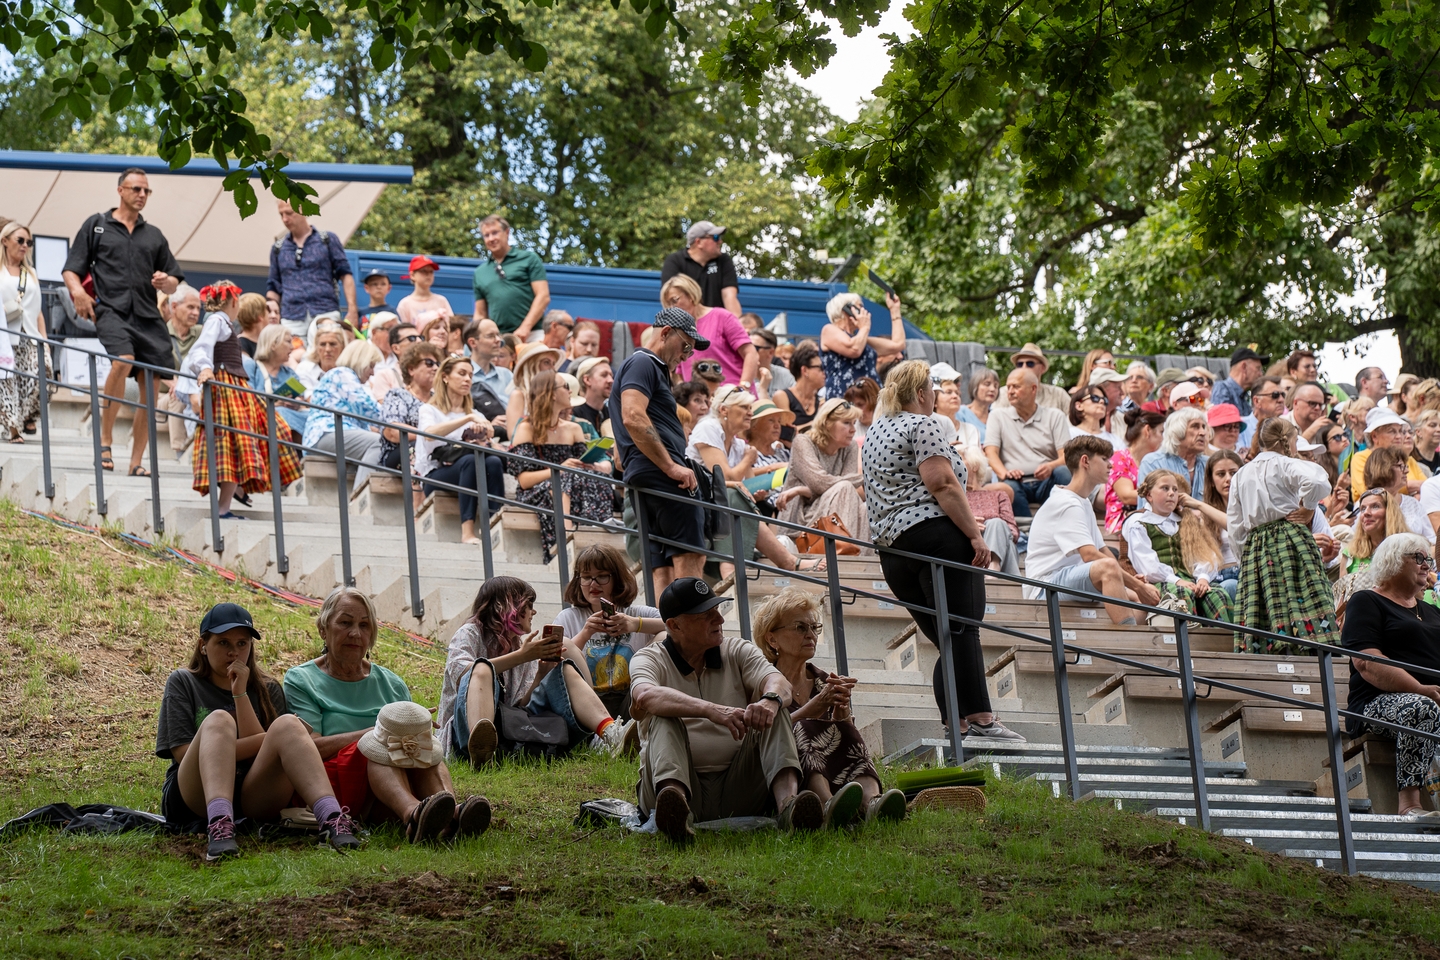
[474,448,495,581]
[87,353,107,516]
[930,561,966,766]
[399,430,424,620]
[144,370,163,535]
[824,536,848,676]
[264,397,288,574]
[1045,588,1082,800]
[37,338,53,499]
[730,509,751,641]
[202,381,222,553]
[1174,617,1212,831]
[632,487,655,606]
[333,412,353,587]
[551,467,571,604]
[1319,649,1357,875]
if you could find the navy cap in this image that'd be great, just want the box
[363,268,389,282]
[653,306,711,351]
[1230,345,1270,366]
[659,577,730,621]
[200,602,261,639]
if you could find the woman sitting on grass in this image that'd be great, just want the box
[552,544,663,720]
[155,602,359,861]
[438,577,633,767]
[283,587,491,845]
[752,588,907,827]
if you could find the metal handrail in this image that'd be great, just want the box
[14,330,1429,878]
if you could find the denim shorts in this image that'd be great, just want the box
[1040,561,1102,600]
[450,658,586,760]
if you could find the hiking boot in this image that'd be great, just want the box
[205,815,240,862]
[865,788,908,823]
[317,809,363,852]
[654,785,694,844]
[964,720,1027,743]
[594,719,638,759]
[451,796,493,841]
[822,782,865,829]
[467,718,498,768]
[777,790,823,832]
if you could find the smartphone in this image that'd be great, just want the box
[541,624,564,662]
[599,598,616,618]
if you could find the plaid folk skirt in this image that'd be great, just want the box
[1235,518,1339,654]
[192,369,302,496]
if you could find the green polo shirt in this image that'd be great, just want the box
[472,248,548,334]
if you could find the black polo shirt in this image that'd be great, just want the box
[64,209,182,323]
[660,250,738,309]
[609,349,688,483]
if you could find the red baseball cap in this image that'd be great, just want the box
[402,255,439,280]
[1207,403,1243,427]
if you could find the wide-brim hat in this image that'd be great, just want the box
[1011,342,1048,368]
[357,701,439,768]
[1364,407,1407,437]
[1206,403,1243,427]
[1155,367,1188,388]
[515,343,563,378]
[749,400,795,426]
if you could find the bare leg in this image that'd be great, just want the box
[559,661,612,733]
[1086,558,1137,624]
[239,714,336,820]
[855,774,882,804]
[755,524,797,570]
[805,772,833,802]
[672,552,706,580]
[1400,786,1425,814]
[128,400,151,471]
[464,661,496,731]
[461,519,480,545]
[652,564,678,594]
[407,764,450,800]
[217,481,238,514]
[99,356,133,456]
[771,767,800,808]
[368,762,422,822]
[176,709,239,815]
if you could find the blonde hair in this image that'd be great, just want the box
[430,354,475,414]
[0,221,36,275]
[236,292,268,333]
[751,587,823,663]
[316,586,379,656]
[1347,489,1409,561]
[1138,469,1225,576]
[337,339,383,377]
[824,292,863,323]
[806,397,862,449]
[306,323,346,363]
[876,360,932,419]
[254,325,292,365]
[961,445,989,490]
[660,274,703,308]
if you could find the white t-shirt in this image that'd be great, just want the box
[1402,493,1436,543]
[1023,487,1106,599]
[686,416,747,467]
[1420,475,1440,528]
[416,404,470,478]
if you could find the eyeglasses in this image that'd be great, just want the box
[579,573,613,586]
[1294,397,1325,408]
[122,186,153,195]
[418,358,439,368]
[1015,360,1041,368]
[492,261,507,280]
[1187,376,1214,386]
[1327,433,1346,445]
[398,334,423,343]
[787,621,823,636]
[1411,552,1438,570]
[694,361,723,375]
[1256,391,1286,401]
[806,363,822,371]
[1094,358,1116,368]
[710,233,724,242]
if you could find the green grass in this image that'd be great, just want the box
[2,499,1439,958]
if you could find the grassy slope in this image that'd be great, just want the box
[2,500,1440,959]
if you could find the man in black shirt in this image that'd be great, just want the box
[63,168,182,477]
[660,221,742,316]
[611,307,710,591]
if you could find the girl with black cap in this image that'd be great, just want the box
[155,602,360,861]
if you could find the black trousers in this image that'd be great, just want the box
[879,515,991,724]
[423,454,504,522]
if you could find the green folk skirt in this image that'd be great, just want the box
[1236,518,1339,655]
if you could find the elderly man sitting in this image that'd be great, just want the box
[631,578,822,842]
[985,368,1073,517]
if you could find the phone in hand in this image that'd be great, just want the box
[599,598,616,618]
[541,624,564,662]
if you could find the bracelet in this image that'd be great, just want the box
[636,616,642,632]
[233,693,246,700]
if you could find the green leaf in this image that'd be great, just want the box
[427,45,450,70]
[522,41,547,72]
[107,84,133,112]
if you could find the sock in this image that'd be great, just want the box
[312,795,342,824]
[1119,616,1138,625]
[206,798,234,823]
[595,717,615,737]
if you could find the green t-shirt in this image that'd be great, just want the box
[282,659,411,736]
[472,248,548,334]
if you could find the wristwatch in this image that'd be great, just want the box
[760,692,784,708]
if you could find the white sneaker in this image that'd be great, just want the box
[964,720,1027,743]
[594,718,637,758]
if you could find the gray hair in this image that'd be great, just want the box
[1124,361,1156,384]
[170,283,200,305]
[1370,533,1433,586]
[542,309,574,332]
[825,292,863,323]
[1161,407,1209,454]
[316,586,379,654]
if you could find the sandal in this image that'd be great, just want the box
[405,792,456,845]
[793,556,826,573]
[22,420,35,436]
[128,464,150,477]
[99,445,114,471]
[443,795,492,842]
[7,433,22,444]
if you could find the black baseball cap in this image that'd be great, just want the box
[363,268,389,282]
[1230,346,1270,366]
[653,307,711,351]
[200,602,261,639]
[659,578,731,621]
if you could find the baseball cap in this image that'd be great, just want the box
[1364,407,1407,437]
[1088,367,1126,386]
[363,268,389,282]
[685,220,726,243]
[402,255,439,280]
[652,306,711,351]
[1230,345,1271,366]
[1170,382,1203,404]
[928,361,963,383]
[1296,435,1322,453]
[1206,403,1243,427]
[659,577,732,621]
[1155,367,1188,388]
[572,355,609,383]
[200,602,261,640]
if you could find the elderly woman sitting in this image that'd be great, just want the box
[752,588,907,826]
[302,339,387,489]
[1342,534,1440,817]
[283,587,491,843]
[777,397,871,546]
[961,446,1021,575]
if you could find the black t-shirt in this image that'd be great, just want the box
[1342,590,1440,726]
[1415,450,1440,476]
[155,669,290,768]
[63,210,183,323]
[572,401,604,431]
[660,250,738,309]
[239,337,258,358]
[609,349,687,483]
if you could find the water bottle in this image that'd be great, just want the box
[1424,753,1440,804]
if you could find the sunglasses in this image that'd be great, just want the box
[1361,488,1389,501]
[1084,394,1107,404]
[710,233,724,242]
[1294,397,1325,408]
[1327,433,1346,444]
[1187,376,1214,386]
[1255,391,1286,401]
[8,236,32,247]
[493,261,506,280]
[1015,360,1041,368]
[1094,358,1116,368]
[122,186,153,195]
[694,361,723,375]
[397,334,423,343]
[418,358,439,368]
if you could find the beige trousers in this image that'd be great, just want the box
[638,711,801,822]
